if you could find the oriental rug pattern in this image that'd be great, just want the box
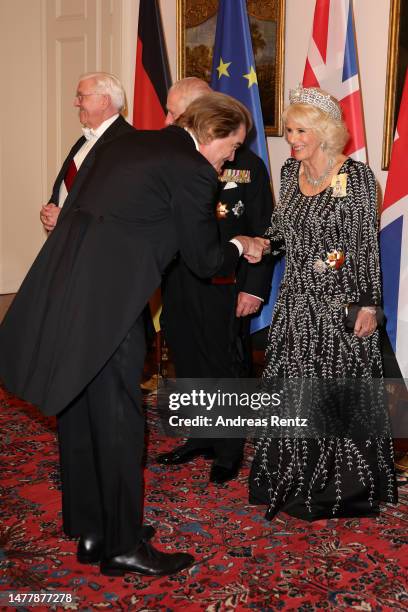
[0,387,407,611]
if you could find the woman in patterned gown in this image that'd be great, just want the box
[249,86,397,521]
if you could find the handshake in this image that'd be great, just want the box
[234,236,271,263]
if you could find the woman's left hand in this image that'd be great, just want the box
[353,309,377,337]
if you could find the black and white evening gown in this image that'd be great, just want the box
[249,158,397,521]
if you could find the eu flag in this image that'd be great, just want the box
[210,0,284,333]
[210,0,269,171]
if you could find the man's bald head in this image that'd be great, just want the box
[165,77,212,126]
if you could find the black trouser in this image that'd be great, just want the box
[163,264,248,466]
[57,316,146,558]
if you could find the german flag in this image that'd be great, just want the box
[133,0,171,335]
[133,0,171,129]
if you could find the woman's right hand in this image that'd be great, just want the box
[353,308,377,337]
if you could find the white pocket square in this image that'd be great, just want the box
[223,181,238,190]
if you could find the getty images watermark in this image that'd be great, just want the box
[167,389,308,429]
[155,381,314,437]
[156,378,396,439]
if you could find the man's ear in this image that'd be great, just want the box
[101,94,111,110]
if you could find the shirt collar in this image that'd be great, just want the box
[82,113,120,141]
[184,128,200,152]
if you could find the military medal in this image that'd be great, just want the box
[216,202,229,219]
[218,168,251,183]
[232,200,244,217]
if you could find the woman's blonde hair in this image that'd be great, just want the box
[176,92,252,143]
[282,92,349,156]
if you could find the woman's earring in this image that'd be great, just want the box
[320,141,327,151]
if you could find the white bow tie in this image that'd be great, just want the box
[82,127,98,141]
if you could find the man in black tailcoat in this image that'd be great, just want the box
[0,92,267,577]
[158,79,274,484]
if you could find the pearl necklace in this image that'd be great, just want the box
[303,158,334,187]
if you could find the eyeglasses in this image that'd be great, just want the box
[75,93,104,102]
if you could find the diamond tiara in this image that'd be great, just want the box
[288,84,342,121]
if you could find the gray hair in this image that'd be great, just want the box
[168,77,212,108]
[79,72,126,111]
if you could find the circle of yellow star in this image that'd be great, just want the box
[216,57,231,79]
[243,65,258,88]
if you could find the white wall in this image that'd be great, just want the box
[0,0,44,293]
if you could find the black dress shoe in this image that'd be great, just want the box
[77,534,103,564]
[209,461,241,484]
[156,444,215,465]
[77,526,155,565]
[100,541,194,577]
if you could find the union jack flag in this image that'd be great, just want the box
[380,70,408,377]
[303,0,366,162]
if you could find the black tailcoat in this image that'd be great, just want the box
[0,126,239,416]
[49,114,134,215]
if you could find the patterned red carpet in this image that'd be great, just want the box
[1,386,407,611]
